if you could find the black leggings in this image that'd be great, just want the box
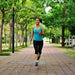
[33,40,43,54]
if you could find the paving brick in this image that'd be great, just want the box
[0,42,75,75]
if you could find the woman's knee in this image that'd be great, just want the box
[39,50,42,54]
[35,51,38,54]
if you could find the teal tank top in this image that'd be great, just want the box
[33,26,43,41]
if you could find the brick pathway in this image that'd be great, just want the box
[0,42,75,75]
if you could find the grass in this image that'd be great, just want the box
[14,44,31,51]
[1,43,31,56]
[50,43,75,58]
[0,52,11,56]
[2,43,31,52]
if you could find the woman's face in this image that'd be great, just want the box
[35,18,40,25]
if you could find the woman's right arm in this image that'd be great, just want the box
[30,27,34,41]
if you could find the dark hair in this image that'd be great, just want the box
[35,17,42,23]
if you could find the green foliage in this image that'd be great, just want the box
[0,0,75,48]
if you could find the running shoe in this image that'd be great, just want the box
[35,61,39,66]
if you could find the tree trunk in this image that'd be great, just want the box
[27,31,29,44]
[25,24,27,47]
[21,25,25,46]
[69,32,70,46]
[0,8,5,52]
[20,34,21,46]
[62,25,65,46]
[22,29,24,46]
[71,36,73,47]
[3,26,7,45]
[62,7,66,47]
[29,32,31,44]
[16,22,18,47]
[9,19,12,49]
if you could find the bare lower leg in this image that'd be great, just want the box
[35,54,38,61]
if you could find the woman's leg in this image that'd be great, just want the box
[38,40,43,60]
[33,40,39,61]
[33,40,39,66]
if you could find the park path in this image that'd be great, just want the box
[0,42,75,75]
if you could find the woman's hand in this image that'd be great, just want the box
[30,37,32,41]
[39,29,44,36]
[39,31,42,34]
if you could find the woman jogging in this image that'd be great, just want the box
[30,17,44,66]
